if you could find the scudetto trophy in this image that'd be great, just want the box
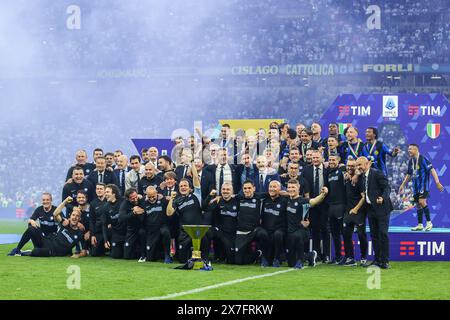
[182,225,211,270]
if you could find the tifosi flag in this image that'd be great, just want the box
[338,123,352,135]
[427,123,440,139]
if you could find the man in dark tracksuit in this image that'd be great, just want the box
[102,184,126,259]
[167,177,209,263]
[326,155,347,264]
[261,180,287,267]
[285,178,327,268]
[204,183,238,264]
[89,183,107,256]
[119,188,146,261]
[142,186,171,263]
[234,180,269,266]
[342,159,367,266]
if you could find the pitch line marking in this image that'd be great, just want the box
[143,268,296,300]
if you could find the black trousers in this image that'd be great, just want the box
[329,204,345,259]
[367,208,390,263]
[123,228,146,259]
[209,228,235,264]
[145,225,171,260]
[286,228,309,267]
[177,228,209,263]
[90,232,106,257]
[234,227,269,265]
[17,226,68,257]
[343,222,368,259]
[310,205,330,259]
[266,228,285,263]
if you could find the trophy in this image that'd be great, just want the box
[182,225,211,270]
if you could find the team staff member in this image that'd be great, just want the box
[138,163,163,196]
[62,166,95,215]
[261,180,287,267]
[142,186,172,263]
[285,179,327,269]
[167,163,209,263]
[8,196,86,258]
[27,192,58,236]
[356,156,392,269]
[326,155,346,264]
[89,183,107,257]
[342,159,367,266]
[102,184,126,259]
[234,180,269,267]
[119,188,146,261]
[65,150,95,182]
[205,183,238,264]
[280,162,310,198]
[399,144,444,231]
[87,156,118,186]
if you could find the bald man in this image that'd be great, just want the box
[66,150,96,182]
[142,186,171,263]
[356,156,393,269]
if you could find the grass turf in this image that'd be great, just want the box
[0,219,28,234]
[0,243,449,300]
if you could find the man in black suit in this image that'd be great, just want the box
[356,156,393,269]
[88,157,118,186]
[204,148,239,196]
[236,153,257,192]
[297,128,321,162]
[302,150,330,262]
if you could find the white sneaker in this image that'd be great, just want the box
[425,222,433,231]
[138,256,146,263]
[411,224,423,231]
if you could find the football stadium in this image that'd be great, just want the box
[1,0,450,304]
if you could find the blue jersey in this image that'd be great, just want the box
[407,155,433,194]
[342,141,364,163]
[362,141,395,176]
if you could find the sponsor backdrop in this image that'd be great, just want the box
[320,94,450,229]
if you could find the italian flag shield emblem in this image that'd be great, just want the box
[338,123,352,135]
[427,123,440,139]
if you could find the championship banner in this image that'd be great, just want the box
[320,93,450,228]
[218,119,285,133]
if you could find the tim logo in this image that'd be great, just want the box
[382,96,398,118]
[400,241,445,256]
[408,106,442,116]
[338,105,371,117]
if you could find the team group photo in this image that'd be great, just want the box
[0,0,449,304]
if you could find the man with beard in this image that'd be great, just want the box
[62,166,95,215]
[326,155,347,264]
[342,159,367,266]
[362,127,400,176]
[102,184,126,259]
[342,126,364,163]
[138,162,163,196]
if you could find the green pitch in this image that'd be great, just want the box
[1,220,449,300]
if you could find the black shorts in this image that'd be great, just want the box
[413,191,429,203]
